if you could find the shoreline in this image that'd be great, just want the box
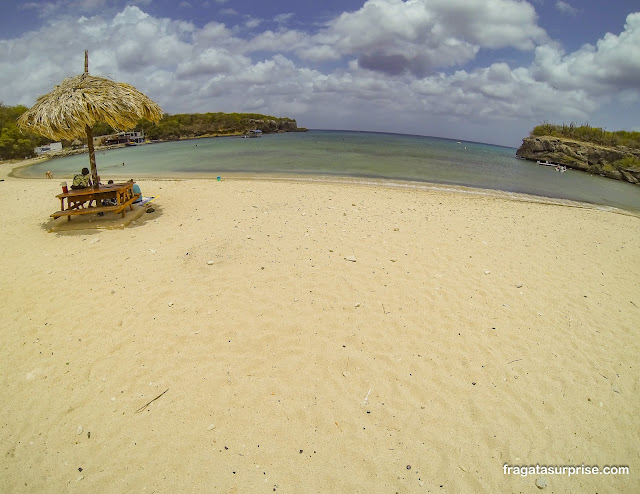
[4,155,639,219]
[7,131,640,215]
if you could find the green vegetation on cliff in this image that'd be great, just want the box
[1,104,303,161]
[531,122,640,149]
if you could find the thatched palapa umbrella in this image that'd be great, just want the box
[18,50,163,185]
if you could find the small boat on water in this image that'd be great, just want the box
[537,159,567,172]
[247,129,263,138]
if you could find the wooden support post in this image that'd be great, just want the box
[86,125,97,185]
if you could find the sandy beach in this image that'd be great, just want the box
[1,161,639,493]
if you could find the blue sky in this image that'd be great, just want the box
[1,0,639,146]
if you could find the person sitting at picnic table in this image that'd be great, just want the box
[71,167,92,189]
[129,179,143,203]
[102,180,117,206]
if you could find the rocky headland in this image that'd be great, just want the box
[246,117,304,134]
[516,135,640,184]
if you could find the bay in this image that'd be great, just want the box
[17,129,640,212]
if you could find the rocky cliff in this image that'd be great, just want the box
[516,135,640,184]
[248,118,305,133]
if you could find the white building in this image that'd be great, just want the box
[34,142,63,154]
[119,130,145,143]
[100,130,146,146]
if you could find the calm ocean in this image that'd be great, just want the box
[17,130,640,213]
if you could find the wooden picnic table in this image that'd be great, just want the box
[52,182,140,221]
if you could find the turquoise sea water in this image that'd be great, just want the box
[16,130,640,212]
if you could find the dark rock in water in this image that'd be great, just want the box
[516,135,640,185]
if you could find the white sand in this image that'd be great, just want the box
[1,164,639,493]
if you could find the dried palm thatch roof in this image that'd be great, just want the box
[17,51,163,185]
[17,73,163,141]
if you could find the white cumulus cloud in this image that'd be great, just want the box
[531,13,640,94]
[555,1,578,16]
[314,0,547,75]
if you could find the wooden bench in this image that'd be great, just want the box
[51,193,140,220]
